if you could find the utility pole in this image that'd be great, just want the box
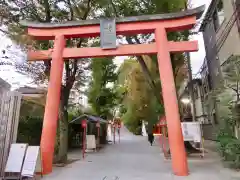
[186,52,197,122]
[185,0,197,122]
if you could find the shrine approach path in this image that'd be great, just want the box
[43,126,240,180]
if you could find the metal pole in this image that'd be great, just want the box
[97,121,100,148]
[83,127,86,159]
[186,52,197,122]
[113,124,116,144]
[159,127,163,151]
[118,128,120,143]
[98,126,100,148]
[162,125,166,156]
[98,127,100,140]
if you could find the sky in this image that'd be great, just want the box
[0,34,33,90]
[0,0,211,91]
[189,0,211,77]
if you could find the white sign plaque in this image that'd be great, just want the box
[86,135,96,150]
[100,18,117,49]
[21,146,42,177]
[5,143,28,173]
[107,124,113,142]
[181,122,201,142]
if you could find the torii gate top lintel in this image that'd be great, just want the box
[20,6,205,61]
[20,5,204,40]
[21,5,204,29]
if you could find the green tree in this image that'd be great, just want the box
[0,0,96,163]
[213,55,240,168]
[88,57,118,119]
[98,0,188,99]
[116,58,164,133]
[1,0,188,162]
[108,0,188,133]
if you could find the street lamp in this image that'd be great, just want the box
[181,97,191,104]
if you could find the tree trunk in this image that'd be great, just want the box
[55,87,70,163]
[56,102,69,163]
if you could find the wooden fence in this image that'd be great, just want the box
[0,91,22,176]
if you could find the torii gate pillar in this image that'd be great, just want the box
[20,5,204,176]
[40,35,65,174]
[155,28,188,174]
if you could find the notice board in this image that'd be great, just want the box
[4,143,28,173]
[21,146,42,177]
[181,122,201,142]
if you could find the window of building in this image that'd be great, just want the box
[213,0,225,31]
[194,86,199,99]
[207,74,212,90]
[217,0,225,24]
[233,0,240,32]
[202,77,208,95]
[213,112,218,124]
[204,85,208,94]
[200,85,205,98]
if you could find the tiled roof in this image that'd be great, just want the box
[15,86,46,94]
[70,114,107,124]
[0,77,11,90]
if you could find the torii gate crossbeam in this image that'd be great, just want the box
[20,5,204,177]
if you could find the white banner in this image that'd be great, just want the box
[142,121,147,137]
[5,144,28,173]
[107,124,113,141]
[86,135,96,150]
[21,146,41,177]
[181,122,201,142]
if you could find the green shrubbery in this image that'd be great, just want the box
[17,99,44,145]
[17,116,43,145]
[217,130,240,169]
[215,94,240,169]
[207,55,240,169]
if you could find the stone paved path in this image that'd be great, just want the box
[43,127,240,180]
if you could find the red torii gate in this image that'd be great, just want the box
[20,6,204,176]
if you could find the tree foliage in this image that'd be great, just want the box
[116,58,164,134]
[221,55,240,102]
[17,100,44,146]
[88,57,118,119]
[109,0,188,133]
[1,0,189,161]
[0,0,95,163]
[98,0,189,104]
[208,55,240,169]
[17,116,43,145]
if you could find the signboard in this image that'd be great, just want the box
[21,146,42,177]
[181,122,201,142]
[4,143,28,173]
[100,18,117,49]
[107,124,113,141]
[86,135,96,150]
[142,121,147,137]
